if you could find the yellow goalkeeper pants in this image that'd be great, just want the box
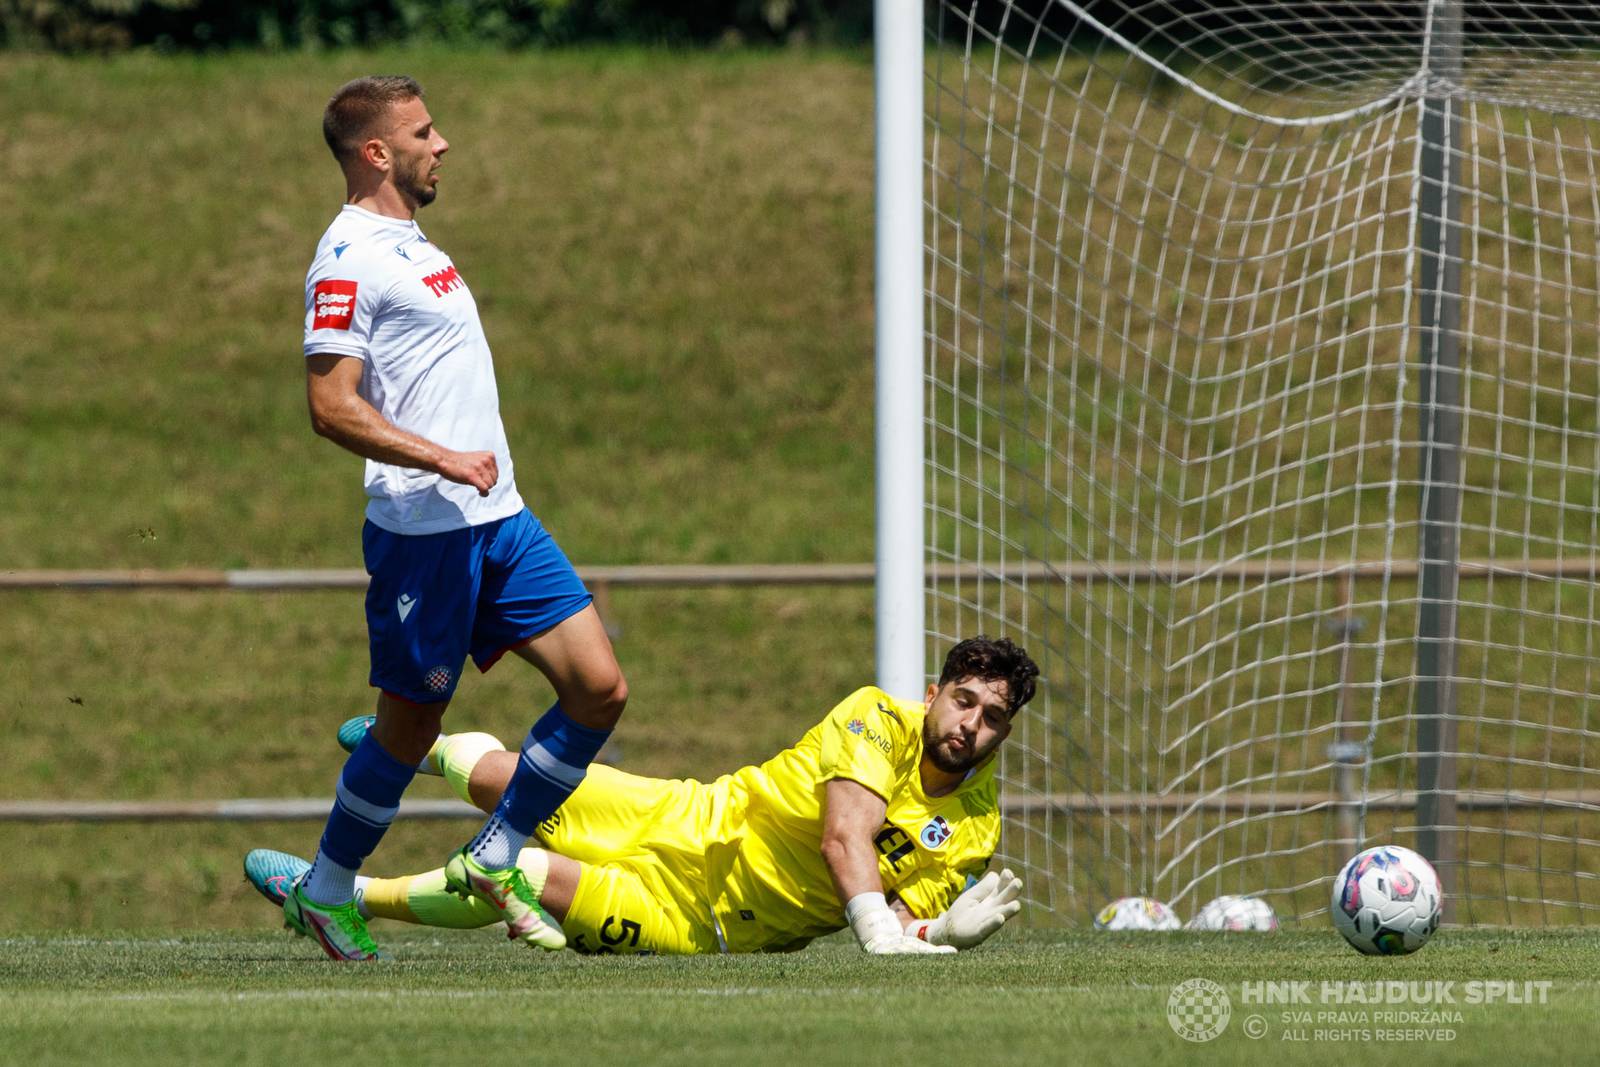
[539,765,721,956]
[364,765,722,955]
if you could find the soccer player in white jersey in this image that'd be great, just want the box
[290,75,628,960]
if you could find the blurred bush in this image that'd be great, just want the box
[0,0,875,51]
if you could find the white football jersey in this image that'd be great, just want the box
[303,204,524,535]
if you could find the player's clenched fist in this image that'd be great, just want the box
[439,449,498,496]
[912,868,1023,949]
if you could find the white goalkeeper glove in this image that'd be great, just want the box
[908,869,1023,949]
[845,892,956,955]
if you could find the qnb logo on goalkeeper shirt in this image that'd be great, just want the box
[918,815,953,850]
[312,279,358,330]
[422,265,464,297]
[847,717,893,755]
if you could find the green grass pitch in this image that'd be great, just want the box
[2,930,1594,1065]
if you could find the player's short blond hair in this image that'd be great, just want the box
[323,75,424,166]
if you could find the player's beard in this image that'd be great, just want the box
[400,155,437,208]
[923,721,983,774]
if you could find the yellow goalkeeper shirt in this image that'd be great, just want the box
[703,686,1001,953]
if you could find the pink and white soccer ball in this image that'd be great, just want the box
[1186,895,1280,932]
[1330,845,1442,955]
[1094,896,1181,931]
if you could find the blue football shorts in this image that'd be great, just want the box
[361,509,593,704]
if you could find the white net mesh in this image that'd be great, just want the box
[926,1,1600,926]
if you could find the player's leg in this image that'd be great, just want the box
[558,855,718,956]
[448,513,626,946]
[508,602,628,729]
[369,848,714,955]
[246,845,573,934]
[361,848,581,932]
[339,714,514,808]
[286,691,443,960]
[467,606,626,863]
[416,723,706,866]
[287,521,476,961]
[339,715,698,872]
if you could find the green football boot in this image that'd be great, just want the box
[283,883,384,962]
[443,847,566,950]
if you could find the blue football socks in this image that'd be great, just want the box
[466,703,610,869]
[300,732,418,905]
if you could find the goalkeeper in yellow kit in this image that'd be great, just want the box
[246,636,1037,955]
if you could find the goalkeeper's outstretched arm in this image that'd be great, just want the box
[820,778,953,955]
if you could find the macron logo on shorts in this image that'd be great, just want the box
[396,594,417,622]
[313,279,358,330]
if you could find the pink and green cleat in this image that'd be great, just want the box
[443,848,566,950]
[283,883,384,962]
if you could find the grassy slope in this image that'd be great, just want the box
[2,47,875,569]
[1,931,1594,1065]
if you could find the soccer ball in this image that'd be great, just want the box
[1330,845,1442,955]
[1094,896,1181,931]
[1186,895,1280,932]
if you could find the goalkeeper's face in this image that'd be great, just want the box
[921,676,1013,773]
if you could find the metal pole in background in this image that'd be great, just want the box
[1328,571,1366,849]
[1415,0,1464,915]
[874,0,926,701]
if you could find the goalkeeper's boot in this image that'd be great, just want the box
[337,714,376,755]
[243,848,310,908]
[283,883,384,962]
[443,847,566,950]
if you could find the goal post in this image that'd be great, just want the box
[1413,0,1465,917]
[875,0,927,704]
[918,0,1600,927]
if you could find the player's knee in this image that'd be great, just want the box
[374,697,448,764]
[595,672,628,726]
[569,670,627,730]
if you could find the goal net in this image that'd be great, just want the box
[925,0,1600,926]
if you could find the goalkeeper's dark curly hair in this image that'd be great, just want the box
[937,636,1040,717]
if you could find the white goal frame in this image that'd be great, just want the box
[892,0,1600,927]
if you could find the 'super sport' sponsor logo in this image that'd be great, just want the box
[312,279,358,330]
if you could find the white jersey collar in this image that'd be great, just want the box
[340,203,422,233]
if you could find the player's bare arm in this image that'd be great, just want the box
[821,778,953,955]
[305,352,498,495]
[822,771,1022,951]
[819,778,889,901]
